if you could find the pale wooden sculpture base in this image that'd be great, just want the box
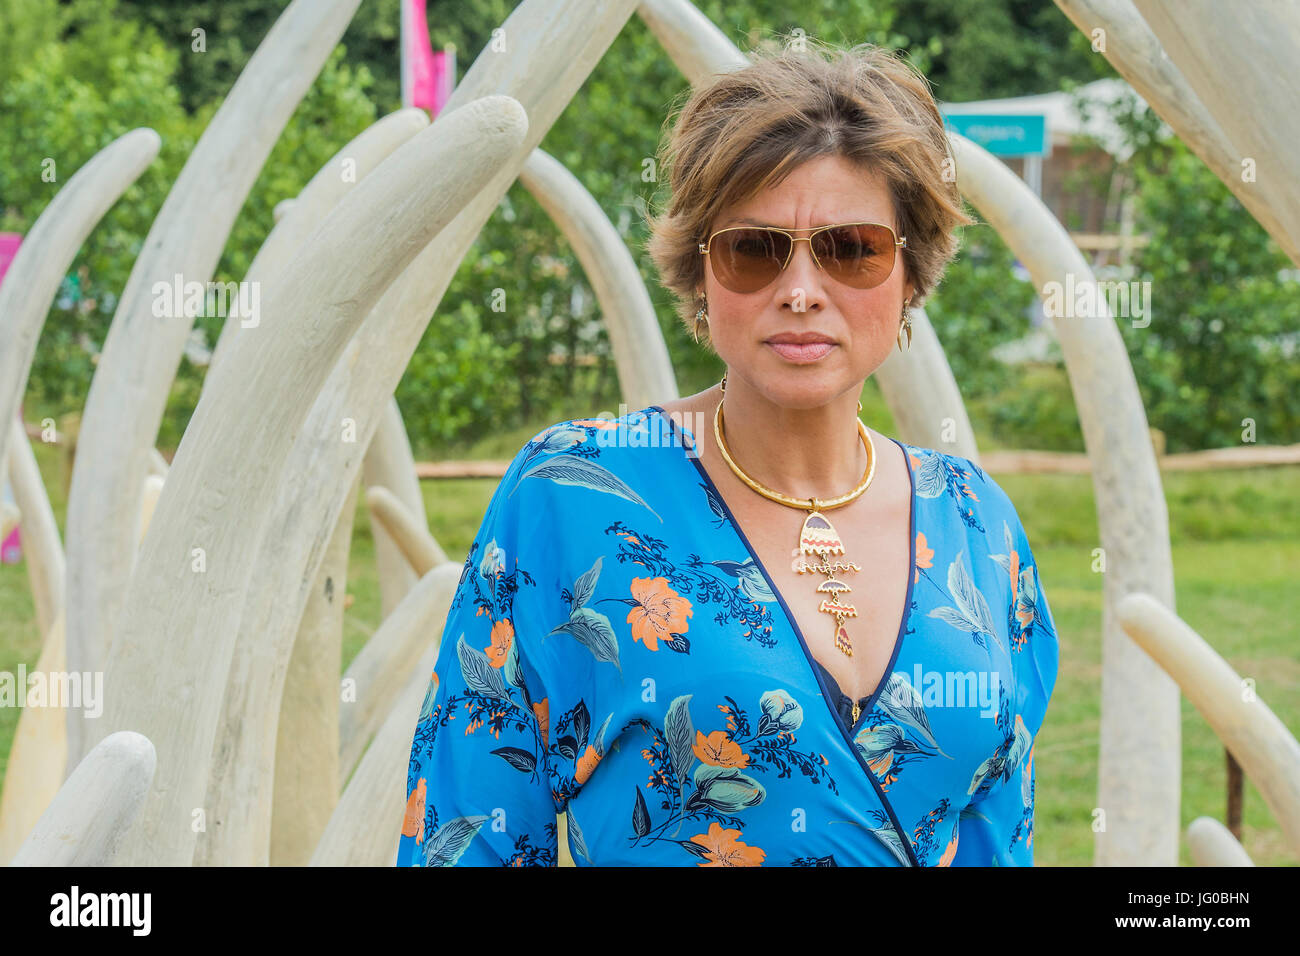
[1118,592,1300,858]
[312,640,438,867]
[0,609,66,864]
[338,562,463,787]
[267,476,358,866]
[365,486,443,576]
[196,108,433,867]
[1187,817,1255,867]
[11,731,155,867]
[88,94,530,867]
[62,0,367,769]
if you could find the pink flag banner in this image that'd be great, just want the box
[401,0,456,116]
[1,232,23,563]
[0,232,21,282]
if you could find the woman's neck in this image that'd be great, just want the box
[708,376,868,502]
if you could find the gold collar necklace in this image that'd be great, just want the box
[712,374,875,656]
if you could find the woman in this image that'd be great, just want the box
[397,40,1059,867]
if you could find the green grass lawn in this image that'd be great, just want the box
[2,418,1296,866]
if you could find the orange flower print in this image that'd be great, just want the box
[575,744,602,785]
[909,452,922,471]
[915,531,934,584]
[402,777,427,844]
[1008,543,1020,603]
[938,827,960,866]
[486,618,514,669]
[1013,565,1037,635]
[717,703,738,734]
[867,751,899,791]
[692,729,750,768]
[689,821,766,866]
[533,698,549,749]
[570,418,620,430]
[627,576,693,651]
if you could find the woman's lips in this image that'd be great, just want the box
[766,341,835,363]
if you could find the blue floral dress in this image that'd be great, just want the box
[397,405,1059,866]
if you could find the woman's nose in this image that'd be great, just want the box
[783,238,826,284]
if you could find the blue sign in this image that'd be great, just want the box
[941,112,1048,157]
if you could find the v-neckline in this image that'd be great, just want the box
[649,404,920,866]
[648,404,916,726]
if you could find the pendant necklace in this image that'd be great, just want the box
[712,374,875,657]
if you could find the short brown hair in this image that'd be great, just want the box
[645,37,973,339]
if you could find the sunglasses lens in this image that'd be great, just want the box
[812,223,897,289]
[705,224,900,292]
[711,228,790,293]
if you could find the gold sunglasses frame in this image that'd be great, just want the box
[698,221,907,291]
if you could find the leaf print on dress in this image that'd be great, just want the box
[1010,560,1048,652]
[403,629,530,824]
[514,452,662,521]
[500,824,560,867]
[927,547,998,649]
[1007,740,1036,854]
[829,807,912,866]
[967,689,1033,802]
[988,519,1048,652]
[699,481,729,529]
[622,689,838,864]
[910,449,985,532]
[547,698,616,812]
[606,520,778,647]
[508,418,629,485]
[565,804,594,864]
[550,556,622,672]
[855,672,952,790]
[912,799,960,866]
[423,814,489,866]
[449,537,535,616]
[454,635,546,773]
[513,424,591,476]
[709,557,777,604]
[403,626,554,863]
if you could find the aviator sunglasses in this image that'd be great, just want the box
[699,221,907,294]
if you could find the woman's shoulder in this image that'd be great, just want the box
[899,440,1025,537]
[492,406,681,515]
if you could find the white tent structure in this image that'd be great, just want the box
[1,0,1297,867]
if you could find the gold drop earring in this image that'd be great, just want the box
[693,293,709,345]
[894,297,915,353]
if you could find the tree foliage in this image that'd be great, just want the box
[1126,137,1300,452]
[6,0,1291,455]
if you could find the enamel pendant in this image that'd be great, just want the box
[794,510,861,656]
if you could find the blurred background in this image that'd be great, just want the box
[1,0,1297,865]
